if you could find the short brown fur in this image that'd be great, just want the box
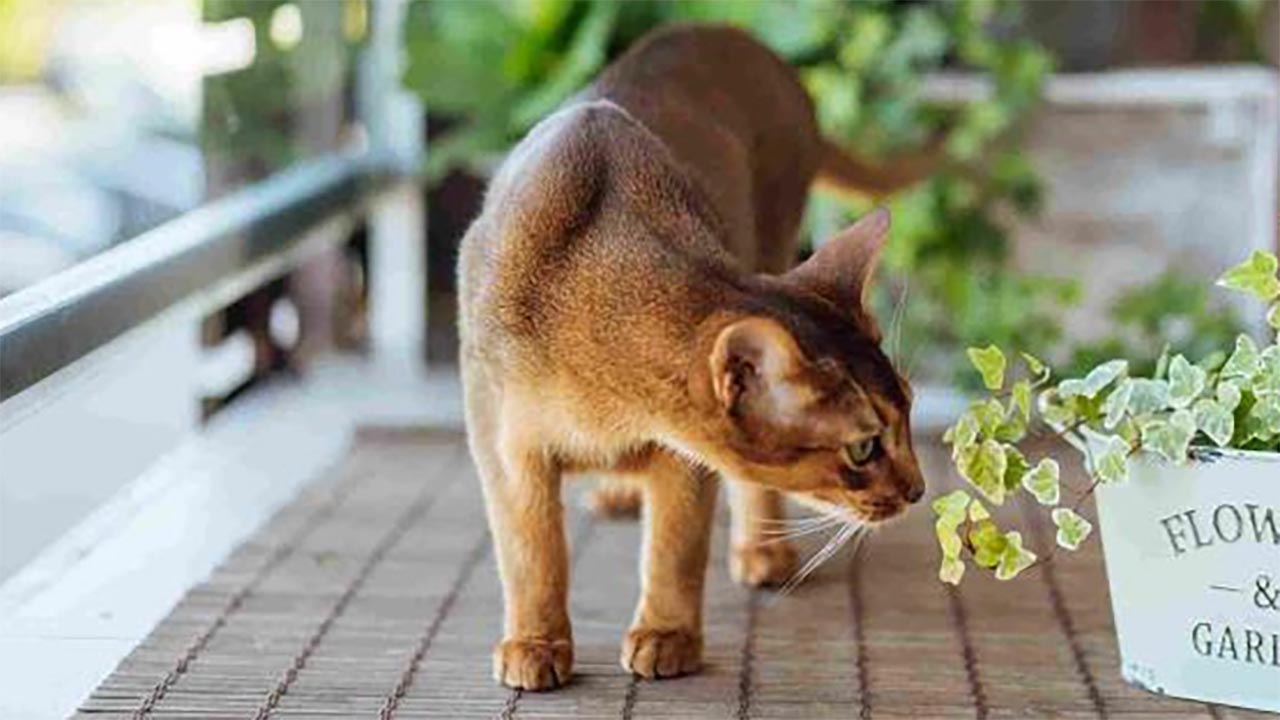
[460,24,928,691]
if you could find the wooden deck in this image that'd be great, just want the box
[73,427,1270,719]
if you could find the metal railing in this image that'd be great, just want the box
[0,154,388,403]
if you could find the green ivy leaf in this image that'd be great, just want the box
[1217,250,1280,302]
[1008,381,1032,423]
[943,410,979,451]
[1093,434,1131,484]
[1041,397,1077,428]
[995,531,1037,581]
[1254,346,1280,397]
[1167,355,1207,409]
[1142,409,1197,463]
[936,518,963,558]
[1199,351,1227,374]
[1021,458,1061,506]
[1051,508,1093,550]
[968,499,990,522]
[1193,398,1235,447]
[1154,344,1172,380]
[967,345,1007,391]
[1117,420,1142,446]
[1020,351,1048,379]
[994,408,1028,444]
[958,439,1008,505]
[1058,360,1128,400]
[1002,444,1030,491]
[939,555,966,585]
[1102,379,1134,429]
[1268,304,1280,331]
[1221,334,1261,381]
[1127,378,1171,415]
[1246,395,1280,440]
[969,519,1007,568]
[931,489,972,527]
[970,398,1006,438]
[1217,379,1243,412]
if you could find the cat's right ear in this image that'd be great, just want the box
[784,207,889,313]
[709,317,811,425]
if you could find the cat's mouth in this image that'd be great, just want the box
[857,501,907,524]
[791,489,910,526]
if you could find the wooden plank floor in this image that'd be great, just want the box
[72,427,1270,719]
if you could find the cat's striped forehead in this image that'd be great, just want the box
[754,284,912,412]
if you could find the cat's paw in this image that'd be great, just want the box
[493,637,573,691]
[730,541,798,588]
[621,627,703,679]
[585,484,643,519]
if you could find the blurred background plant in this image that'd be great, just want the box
[403,0,1071,384]
[1061,271,1243,380]
[400,0,1271,387]
[202,0,367,186]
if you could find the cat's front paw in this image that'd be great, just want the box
[621,627,702,679]
[730,541,798,587]
[493,637,573,691]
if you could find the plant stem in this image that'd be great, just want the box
[1070,477,1102,513]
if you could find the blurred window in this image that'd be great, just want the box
[0,0,368,297]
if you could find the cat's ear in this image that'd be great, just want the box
[709,317,814,427]
[785,207,889,312]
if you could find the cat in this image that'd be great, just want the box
[458,24,928,691]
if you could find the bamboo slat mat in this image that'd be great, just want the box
[73,426,1271,719]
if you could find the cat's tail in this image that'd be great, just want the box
[813,137,945,200]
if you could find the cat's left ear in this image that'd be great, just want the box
[785,207,889,314]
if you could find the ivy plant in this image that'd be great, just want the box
[937,250,1280,585]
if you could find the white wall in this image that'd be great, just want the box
[928,68,1279,342]
[0,313,199,580]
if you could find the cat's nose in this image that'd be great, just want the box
[898,461,926,504]
[905,483,925,504]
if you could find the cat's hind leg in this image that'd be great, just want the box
[622,450,717,679]
[584,477,643,518]
[727,482,799,587]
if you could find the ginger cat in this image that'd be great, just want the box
[459,24,927,691]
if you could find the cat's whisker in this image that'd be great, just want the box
[757,520,839,538]
[756,519,830,532]
[901,337,923,384]
[776,521,859,598]
[758,519,844,545]
[757,515,843,536]
[777,526,851,597]
[849,524,872,559]
[754,514,832,527]
[888,279,910,368]
[756,512,846,536]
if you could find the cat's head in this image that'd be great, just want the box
[695,209,924,523]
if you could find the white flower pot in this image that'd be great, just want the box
[1093,447,1280,713]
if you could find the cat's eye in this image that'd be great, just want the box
[842,435,881,467]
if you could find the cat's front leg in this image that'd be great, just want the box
[471,416,573,691]
[622,452,717,679]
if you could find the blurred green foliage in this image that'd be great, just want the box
[203,0,364,184]
[401,0,1250,388]
[1063,271,1244,380]
[403,0,1068,384]
[1198,0,1272,63]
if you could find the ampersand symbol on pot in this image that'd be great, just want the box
[1252,574,1279,611]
